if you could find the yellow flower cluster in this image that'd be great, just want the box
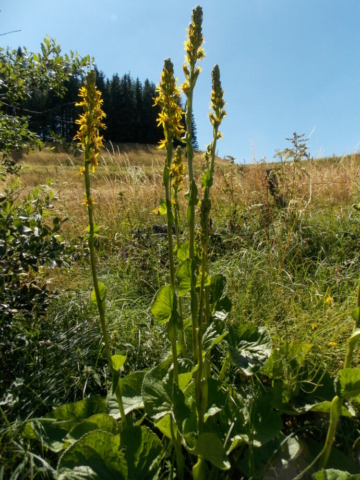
[154,59,184,149]
[209,64,226,130]
[74,73,106,172]
[170,146,186,191]
[181,6,205,94]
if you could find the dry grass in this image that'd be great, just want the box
[4,145,360,241]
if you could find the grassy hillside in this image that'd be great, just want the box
[2,144,360,476]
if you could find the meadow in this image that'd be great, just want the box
[2,6,360,479]
[2,141,360,478]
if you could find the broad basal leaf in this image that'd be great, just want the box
[176,259,192,297]
[227,323,272,376]
[142,359,191,426]
[107,371,145,419]
[24,396,106,452]
[202,322,228,354]
[205,379,228,421]
[151,285,174,322]
[67,414,117,441]
[337,368,360,402]
[209,274,227,305]
[191,433,230,470]
[120,426,161,480]
[58,431,127,479]
[313,470,360,480]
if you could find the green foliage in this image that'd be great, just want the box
[0,181,72,396]
[3,7,360,480]
[227,323,272,376]
[58,431,128,479]
[313,471,360,480]
[0,36,92,173]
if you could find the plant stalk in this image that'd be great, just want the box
[165,135,179,385]
[319,278,360,469]
[84,161,126,422]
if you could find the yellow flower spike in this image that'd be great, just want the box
[74,73,106,174]
[325,296,334,304]
[155,58,184,149]
[183,6,205,69]
[209,65,226,130]
[170,146,186,192]
[328,342,338,347]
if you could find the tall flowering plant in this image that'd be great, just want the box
[74,71,126,422]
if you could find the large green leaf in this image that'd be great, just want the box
[191,433,230,470]
[213,295,232,321]
[120,426,161,480]
[202,322,228,354]
[56,466,98,479]
[24,396,106,452]
[313,470,360,480]
[205,379,228,421]
[151,285,174,322]
[195,269,211,289]
[209,274,227,305]
[338,368,360,401]
[299,401,354,417]
[107,371,145,419]
[177,241,198,262]
[142,359,191,425]
[155,414,174,440]
[58,431,127,479]
[177,241,190,262]
[227,323,272,376]
[251,397,282,447]
[67,414,118,441]
[263,341,313,380]
[176,259,192,297]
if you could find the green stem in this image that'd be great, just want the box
[84,161,126,422]
[202,125,219,327]
[185,82,199,363]
[174,201,187,356]
[165,135,178,385]
[319,396,341,470]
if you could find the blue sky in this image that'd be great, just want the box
[2,0,360,162]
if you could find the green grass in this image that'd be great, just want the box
[2,147,360,477]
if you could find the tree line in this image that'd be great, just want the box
[4,52,198,150]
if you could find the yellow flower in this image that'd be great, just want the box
[209,65,226,129]
[311,323,318,331]
[82,195,95,207]
[170,146,186,191]
[183,6,205,69]
[325,296,334,304]
[328,342,338,347]
[155,59,184,148]
[74,71,106,174]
